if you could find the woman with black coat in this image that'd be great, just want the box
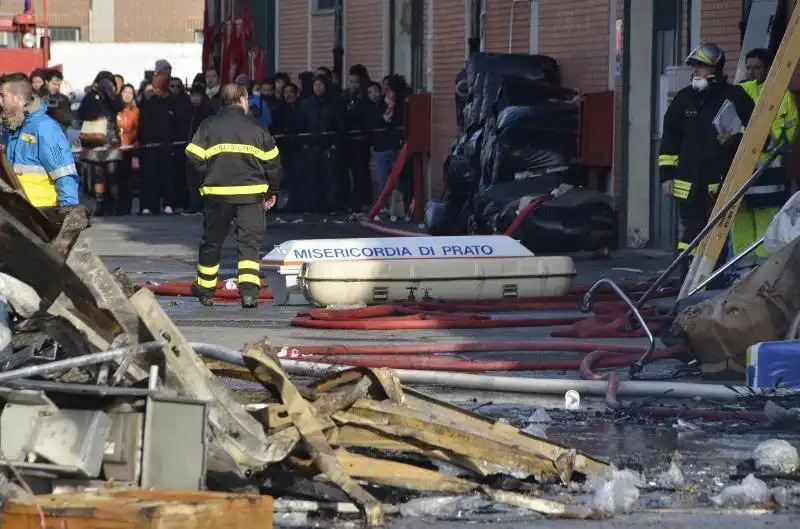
[275,83,304,212]
[296,74,348,213]
[77,70,125,216]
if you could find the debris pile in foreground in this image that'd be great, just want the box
[1,174,800,526]
[0,176,613,526]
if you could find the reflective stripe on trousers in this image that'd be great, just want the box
[195,263,219,289]
[746,157,785,197]
[238,260,261,287]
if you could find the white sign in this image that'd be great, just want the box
[565,390,581,411]
[262,235,534,266]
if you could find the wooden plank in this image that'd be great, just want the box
[129,289,272,476]
[0,489,273,529]
[679,2,800,297]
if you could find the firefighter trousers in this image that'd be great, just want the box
[676,200,731,289]
[194,199,265,298]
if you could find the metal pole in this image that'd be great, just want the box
[0,342,164,383]
[687,236,764,297]
[333,0,344,86]
[580,278,656,378]
[633,148,779,309]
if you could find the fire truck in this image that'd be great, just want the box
[0,0,55,76]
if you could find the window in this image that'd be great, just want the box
[36,26,80,41]
[0,31,20,47]
[194,30,204,43]
[315,0,336,11]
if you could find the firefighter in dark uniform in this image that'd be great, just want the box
[658,42,754,281]
[185,83,282,308]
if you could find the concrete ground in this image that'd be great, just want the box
[82,214,800,528]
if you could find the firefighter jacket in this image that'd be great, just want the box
[737,79,798,207]
[185,106,282,204]
[1,99,80,208]
[658,80,754,204]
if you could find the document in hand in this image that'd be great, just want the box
[713,99,743,136]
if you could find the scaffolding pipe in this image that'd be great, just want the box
[187,343,751,402]
[0,342,165,383]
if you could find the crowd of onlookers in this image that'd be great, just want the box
[26,61,409,217]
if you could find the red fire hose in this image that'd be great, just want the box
[502,196,551,237]
[280,342,683,408]
[366,143,410,220]
[137,281,273,301]
[356,218,424,237]
[280,340,660,357]
[358,153,552,239]
[291,303,666,334]
[280,347,679,373]
[358,143,424,236]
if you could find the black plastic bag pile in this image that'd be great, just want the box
[429,53,618,254]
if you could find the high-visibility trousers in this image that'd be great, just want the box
[731,205,778,259]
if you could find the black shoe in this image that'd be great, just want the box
[190,283,215,307]
[241,294,258,309]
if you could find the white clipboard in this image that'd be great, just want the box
[713,99,743,135]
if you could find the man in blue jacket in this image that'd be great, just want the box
[0,72,80,217]
[235,74,272,127]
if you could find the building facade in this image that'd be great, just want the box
[214,0,796,249]
[0,0,204,43]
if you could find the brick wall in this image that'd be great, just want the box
[0,0,202,43]
[277,1,309,78]
[699,0,741,79]
[1,0,90,41]
[429,0,466,195]
[484,0,531,54]
[311,10,335,71]
[344,0,384,78]
[538,0,610,92]
[115,0,204,43]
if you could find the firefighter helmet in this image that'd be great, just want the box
[685,42,726,70]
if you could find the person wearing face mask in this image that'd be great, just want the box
[658,42,754,283]
[730,48,798,276]
[242,75,273,127]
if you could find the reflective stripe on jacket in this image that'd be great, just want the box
[185,106,282,203]
[658,81,755,204]
[0,100,80,207]
[737,80,797,207]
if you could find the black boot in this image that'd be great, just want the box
[190,283,215,307]
[240,294,258,309]
[240,287,258,309]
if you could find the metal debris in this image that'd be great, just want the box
[0,169,611,526]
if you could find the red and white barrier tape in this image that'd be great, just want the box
[70,127,405,155]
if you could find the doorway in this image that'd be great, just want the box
[649,0,682,250]
[389,0,426,90]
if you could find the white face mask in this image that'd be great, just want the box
[691,76,709,91]
[252,90,261,97]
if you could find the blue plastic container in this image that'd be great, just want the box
[746,340,800,390]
